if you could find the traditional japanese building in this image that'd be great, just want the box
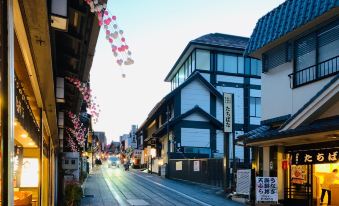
[239,0,339,205]
[0,0,100,205]
[136,33,262,184]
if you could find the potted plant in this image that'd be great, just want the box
[65,181,83,206]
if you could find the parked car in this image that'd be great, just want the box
[108,156,120,168]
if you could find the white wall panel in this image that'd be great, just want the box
[183,113,208,122]
[250,78,261,85]
[217,75,244,84]
[216,130,224,154]
[181,128,210,147]
[250,89,261,98]
[201,73,210,83]
[181,80,210,114]
[250,117,261,125]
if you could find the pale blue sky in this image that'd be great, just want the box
[90,0,284,143]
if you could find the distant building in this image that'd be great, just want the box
[120,125,138,151]
[93,131,107,152]
[108,141,121,154]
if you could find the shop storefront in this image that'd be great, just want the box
[1,1,58,205]
[285,143,339,206]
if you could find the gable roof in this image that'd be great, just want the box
[137,72,222,133]
[165,33,249,81]
[245,0,339,55]
[280,74,339,130]
[153,105,223,137]
[192,33,249,49]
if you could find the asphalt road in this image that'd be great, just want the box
[94,164,244,206]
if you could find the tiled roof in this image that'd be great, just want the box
[240,115,339,144]
[165,33,248,81]
[246,0,339,54]
[192,33,249,50]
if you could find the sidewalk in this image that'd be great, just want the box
[81,167,119,206]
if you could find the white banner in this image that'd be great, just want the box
[176,161,182,171]
[256,177,278,202]
[193,161,199,172]
[223,93,233,133]
[236,169,251,195]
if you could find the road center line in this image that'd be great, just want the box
[132,172,212,206]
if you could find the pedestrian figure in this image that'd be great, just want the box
[321,169,338,205]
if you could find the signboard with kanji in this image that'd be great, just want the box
[236,169,251,195]
[291,148,338,165]
[256,177,278,202]
[223,93,233,133]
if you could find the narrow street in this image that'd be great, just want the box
[81,164,244,206]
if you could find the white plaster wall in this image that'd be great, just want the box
[201,73,210,83]
[181,80,210,114]
[181,128,210,147]
[262,62,293,121]
[250,78,261,85]
[183,112,208,121]
[291,76,335,114]
[262,61,336,121]
[216,130,224,154]
[217,75,244,84]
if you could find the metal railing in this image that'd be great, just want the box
[289,55,339,87]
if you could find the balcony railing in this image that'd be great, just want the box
[289,55,339,88]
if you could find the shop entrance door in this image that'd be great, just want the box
[285,164,313,206]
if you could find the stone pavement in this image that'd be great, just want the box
[81,167,119,206]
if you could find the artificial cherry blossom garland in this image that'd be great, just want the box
[84,0,134,67]
[65,76,100,123]
[66,131,78,152]
[67,111,87,147]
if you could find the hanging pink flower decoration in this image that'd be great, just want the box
[65,76,100,123]
[84,0,134,67]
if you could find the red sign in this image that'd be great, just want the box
[282,159,288,170]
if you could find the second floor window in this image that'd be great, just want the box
[250,97,261,118]
[217,53,261,76]
[294,19,339,86]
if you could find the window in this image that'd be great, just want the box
[250,97,261,117]
[71,160,76,165]
[263,43,288,72]
[224,55,237,73]
[217,54,224,71]
[196,49,210,70]
[238,57,244,74]
[65,160,69,164]
[178,66,185,84]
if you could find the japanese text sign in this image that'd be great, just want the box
[223,93,233,133]
[256,177,278,202]
[291,148,339,165]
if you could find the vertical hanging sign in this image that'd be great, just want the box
[223,93,233,133]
